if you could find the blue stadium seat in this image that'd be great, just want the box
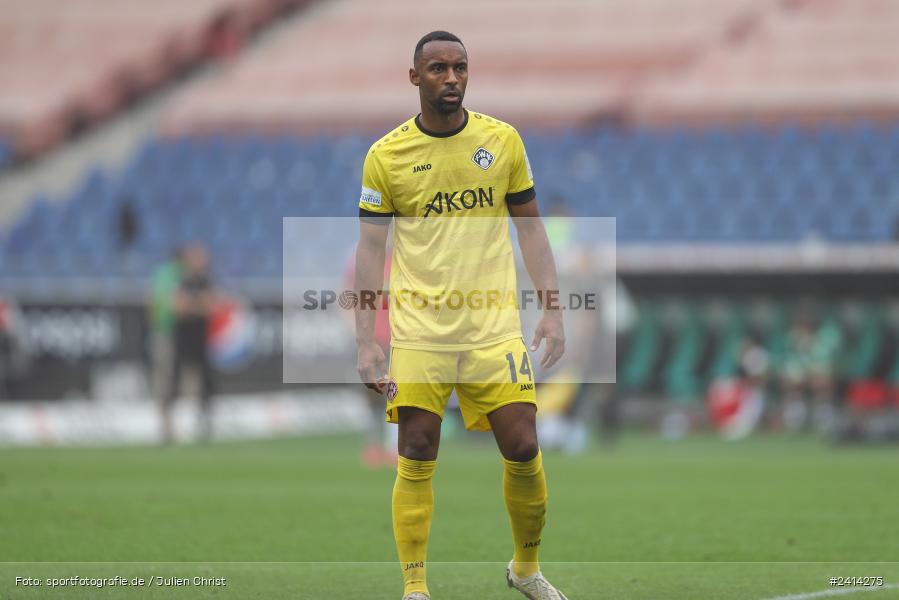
[4,122,899,286]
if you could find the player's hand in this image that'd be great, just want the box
[531,312,565,370]
[357,340,389,393]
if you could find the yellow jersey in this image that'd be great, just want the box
[358,109,536,351]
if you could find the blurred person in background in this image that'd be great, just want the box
[534,199,584,453]
[779,308,842,432]
[116,198,140,271]
[162,244,218,443]
[150,248,183,436]
[708,335,769,440]
[0,295,27,399]
[538,198,633,452]
[538,249,632,453]
[117,198,139,254]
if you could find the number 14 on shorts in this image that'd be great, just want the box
[505,351,533,383]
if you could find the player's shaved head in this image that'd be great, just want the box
[413,31,464,65]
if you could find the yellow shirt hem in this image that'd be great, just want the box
[390,331,523,352]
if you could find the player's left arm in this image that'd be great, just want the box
[509,198,565,369]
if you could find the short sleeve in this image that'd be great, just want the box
[359,148,394,219]
[506,129,536,205]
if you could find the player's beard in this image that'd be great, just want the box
[435,91,463,114]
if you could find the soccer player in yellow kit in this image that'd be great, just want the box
[355,31,568,600]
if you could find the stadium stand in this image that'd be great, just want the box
[1,122,898,293]
[161,0,777,133]
[159,0,899,133]
[633,0,899,125]
[0,0,299,158]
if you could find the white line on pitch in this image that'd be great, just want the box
[758,583,899,600]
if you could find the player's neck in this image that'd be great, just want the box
[417,107,466,136]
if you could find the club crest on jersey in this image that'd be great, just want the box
[472,147,495,170]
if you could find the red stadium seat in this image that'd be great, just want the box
[0,0,292,157]
[161,0,764,134]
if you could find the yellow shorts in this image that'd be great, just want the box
[386,337,537,432]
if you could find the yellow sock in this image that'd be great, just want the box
[393,456,436,596]
[503,450,547,578]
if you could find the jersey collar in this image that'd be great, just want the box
[414,109,469,138]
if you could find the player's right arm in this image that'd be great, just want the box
[355,221,389,393]
[355,146,394,393]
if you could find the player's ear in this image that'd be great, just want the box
[409,67,420,86]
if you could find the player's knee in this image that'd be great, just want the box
[399,431,438,461]
[505,439,539,463]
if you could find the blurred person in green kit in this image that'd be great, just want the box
[149,247,183,443]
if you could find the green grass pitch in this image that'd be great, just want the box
[1,432,897,599]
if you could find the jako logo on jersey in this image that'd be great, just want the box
[423,186,494,217]
[412,163,432,173]
[472,147,495,170]
[208,296,256,372]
